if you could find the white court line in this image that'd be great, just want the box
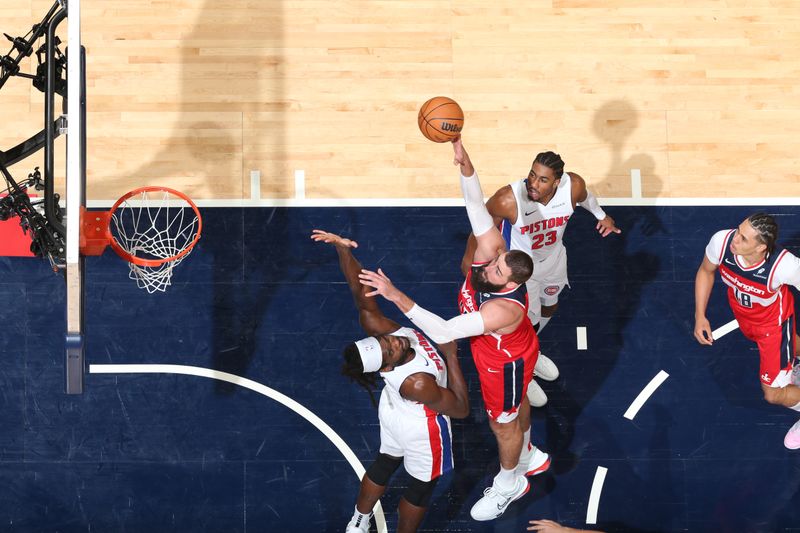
[630,169,642,199]
[250,170,261,202]
[586,466,608,525]
[623,370,670,421]
[294,170,306,200]
[576,327,588,350]
[85,196,800,209]
[89,364,387,533]
[712,319,739,340]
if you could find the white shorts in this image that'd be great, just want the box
[525,244,569,324]
[378,404,453,482]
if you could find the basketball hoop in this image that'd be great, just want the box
[80,186,202,293]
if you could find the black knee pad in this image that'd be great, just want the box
[365,453,402,486]
[402,476,439,507]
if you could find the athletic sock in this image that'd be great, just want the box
[350,505,371,525]
[495,466,517,491]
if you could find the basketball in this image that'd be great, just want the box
[417,96,464,143]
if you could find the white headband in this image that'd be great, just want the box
[354,337,383,373]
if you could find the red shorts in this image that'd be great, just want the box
[739,314,796,388]
[472,343,539,422]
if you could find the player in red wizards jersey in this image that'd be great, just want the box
[359,137,551,521]
[694,213,800,449]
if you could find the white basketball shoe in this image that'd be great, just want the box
[527,379,548,407]
[470,474,529,521]
[534,352,559,381]
[516,444,552,477]
[784,418,800,450]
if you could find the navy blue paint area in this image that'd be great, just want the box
[1,206,800,532]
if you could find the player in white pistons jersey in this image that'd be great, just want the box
[379,326,455,478]
[312,230,469,533]
[462,150,621,407]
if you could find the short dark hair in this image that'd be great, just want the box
[342,343,380,408]
[747,212,779,259]
[505,250,534,284]
[533,151,565,180]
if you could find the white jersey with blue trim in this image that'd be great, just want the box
[503,174,574,263]
[379,327,448,419]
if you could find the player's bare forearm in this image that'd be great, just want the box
[694,264,716,319]
[437,341,470,418]
[452,137,475,176]
[693,261,717,345]
[388,288,416,314]
[313,230,399,335]
[333,245,382,314]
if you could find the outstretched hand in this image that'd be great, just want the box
[310,229,358,248]
[596,216,622,238]
[359,268,400,301]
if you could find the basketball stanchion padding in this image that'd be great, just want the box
[80,186,202,293]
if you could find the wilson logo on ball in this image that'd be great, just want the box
[441,122,462,132]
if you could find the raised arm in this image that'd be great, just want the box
[399,341,470,418]
[311,230,400,337]
[461,185,517,276]
[452,138,507,262]
[694,255,718,345]
[571,172,621,238]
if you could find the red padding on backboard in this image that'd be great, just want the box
[0,218,33,256]
[0,194,34,257]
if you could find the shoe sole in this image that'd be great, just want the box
[525,456,551,477]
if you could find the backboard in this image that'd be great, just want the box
[65,0,85,394]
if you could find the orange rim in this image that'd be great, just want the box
[107,186,202,267]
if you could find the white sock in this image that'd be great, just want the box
[790,401,800,412]
[538,316,552,333]
[516,428,532,475]
[495,466,517,491]
[350,505,371,525]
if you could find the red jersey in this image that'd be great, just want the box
[457,265,539,364]
[710,229,795,329]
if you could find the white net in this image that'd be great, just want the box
[110,189,201,293]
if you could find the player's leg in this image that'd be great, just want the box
[489,416,524,469]
[526,277,543,329]
[348,411,406,531]
[396,477,440,533]
[536,245,569,335]
[394,410,451,532]
[470,356,531,521]
[516,351,551,477]
[526,275,553,406]
[347,453,403,531]
[753,316,800,448]
[758,316,800,408]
